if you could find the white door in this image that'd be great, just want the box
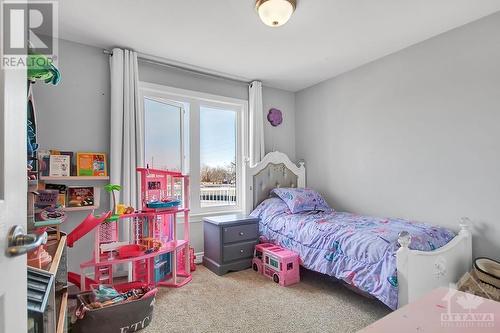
[0,66,28,331]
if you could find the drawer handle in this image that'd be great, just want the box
[239,232,244,236]
[240,249,244,253]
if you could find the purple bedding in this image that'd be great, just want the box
[250,197,456,309]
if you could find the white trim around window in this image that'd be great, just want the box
[138,81,249,217]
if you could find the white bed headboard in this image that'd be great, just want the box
[245,151,305,213]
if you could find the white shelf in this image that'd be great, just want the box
[40,176,109,181]
[64,205,99,212]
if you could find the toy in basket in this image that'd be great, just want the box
[72,283,157,333]
[252,243,300,286]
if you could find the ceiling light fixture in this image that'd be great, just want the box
[255,0,296,27]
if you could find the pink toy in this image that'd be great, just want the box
[252,243,300,286]
[67,211,112,248]
[68,168,192,291]
[116,244,145,259]
[27,227,52,269]
[177,246,196,273]
[27,246,52,269]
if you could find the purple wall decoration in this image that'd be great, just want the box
[267,108,283,127]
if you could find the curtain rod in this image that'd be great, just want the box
[103,49,253,85]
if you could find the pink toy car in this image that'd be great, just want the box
[252,243,300,286]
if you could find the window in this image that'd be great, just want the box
[200,106,237,207]
[140,83,247,215]
[144,98,183,171]
[256,250,263,259]
[270,258,279,269]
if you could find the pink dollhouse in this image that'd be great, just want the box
[68,167,191,290]
[252,243,300,286]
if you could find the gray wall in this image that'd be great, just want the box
[262,87,296,161]
[34,39,296,269]
[139,61,296,160]
[295,12,500,259]
[34,39,111,272]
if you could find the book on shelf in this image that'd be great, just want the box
[77,152,107,177]
[37,149,51,176]
[51,150,76,176]
[44,183,67,207]
[49,155,70,177]
[67,186,95,207]
[35,189,59,209]
[33,189,66,224]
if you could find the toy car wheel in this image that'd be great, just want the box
[273,274,279,284]
[253,263,258,272]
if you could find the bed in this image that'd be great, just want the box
[244,151,472,309]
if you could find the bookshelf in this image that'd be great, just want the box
[37,180,102,212]
[64,205,100,212]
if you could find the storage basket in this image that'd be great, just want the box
[72,288,157,333]
[457,270,500,302]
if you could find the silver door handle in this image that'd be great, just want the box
[6,225,47,257]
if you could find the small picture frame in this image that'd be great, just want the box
[76,152,107,177]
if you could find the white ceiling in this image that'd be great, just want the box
[58,0,500,91]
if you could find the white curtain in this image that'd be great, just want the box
[249,80,265,165]
[109,48,144,210]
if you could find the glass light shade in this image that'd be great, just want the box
[257,0,295,27]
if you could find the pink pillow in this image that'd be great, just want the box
[271,188,332,214]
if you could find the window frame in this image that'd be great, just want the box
[139,81,248,217]
[142,96,185,172]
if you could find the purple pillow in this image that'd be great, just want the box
[271,188,332,214]
[250,197,290,219]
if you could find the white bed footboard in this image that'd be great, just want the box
[396,224,472,308]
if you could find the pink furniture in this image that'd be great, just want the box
[68,168,192,290]
[360,287,500,333]
[252,243,300,286]
[67,211,112,247]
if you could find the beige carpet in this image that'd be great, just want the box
[143,265,391,333]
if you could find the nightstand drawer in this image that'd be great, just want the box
[223,224,259,244]
[223,240,258,262]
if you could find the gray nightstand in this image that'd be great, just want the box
[203,214,260,275]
